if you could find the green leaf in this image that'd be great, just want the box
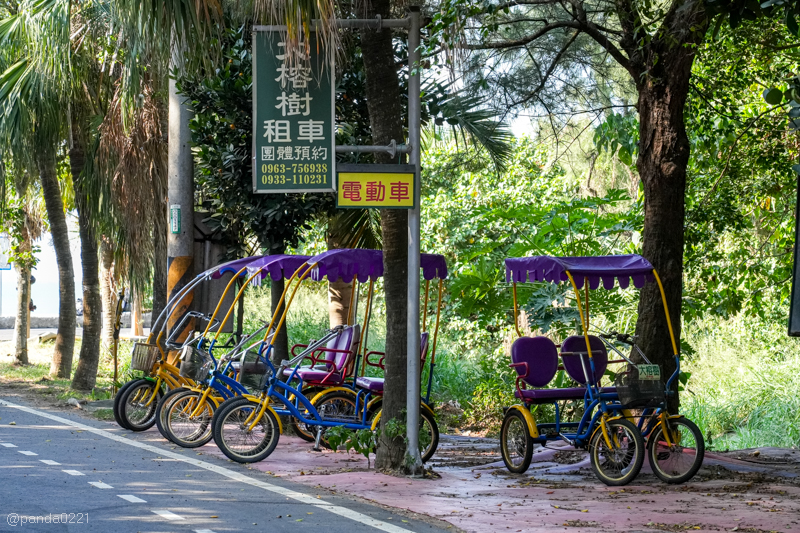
[618,147,632,166]
[763,88,784,105]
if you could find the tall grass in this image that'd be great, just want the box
[682,315,800,450]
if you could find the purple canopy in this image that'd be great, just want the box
[210,255,310,282]
[307,249,448,282]
[210,255,266,279]
[246,255,311,282]
[505,255,655,290]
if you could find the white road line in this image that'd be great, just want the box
[0,399,413,533]
[18,450,37,456]
[40,460,61,465]
[195,529,217,533]
[62,469,85,476]
[152,509,184,520]
[118,495,146,503]
[88,481,113,489]
[0,443,17,447]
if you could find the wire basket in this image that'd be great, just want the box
[130,343,160,373]
[236,349,271,392]
[179,346,214,382]
[613,364,666,409]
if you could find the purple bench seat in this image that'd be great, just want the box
[514,386,617,403]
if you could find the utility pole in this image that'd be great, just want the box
[405,6,423,475]
[166,51,195,344]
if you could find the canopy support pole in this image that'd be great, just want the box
[405,6,423,476]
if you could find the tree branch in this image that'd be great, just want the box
[513,30,579,107]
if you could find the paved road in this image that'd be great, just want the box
[0,399,446,533]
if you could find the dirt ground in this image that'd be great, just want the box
[1,375,799,533]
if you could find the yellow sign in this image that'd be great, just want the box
[336,165,416,209]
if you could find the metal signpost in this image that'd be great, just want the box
[252,8,424,473]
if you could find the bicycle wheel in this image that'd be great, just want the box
[164,390,216,448]
[419,408,440,463]
[647,416,704,484]
[120,380,162,431]
[113,379,141,429]
[213,398,280,463]
[289,386,324,442]
[500,408,534,474]
[589,417,644,486]
[155,387,190,442]
[314,391,359,449]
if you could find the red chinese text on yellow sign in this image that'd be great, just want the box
[337,172,415,208]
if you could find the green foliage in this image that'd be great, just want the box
[324,426,377,468]
[682,315,800,449]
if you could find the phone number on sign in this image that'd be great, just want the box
[260,174,328,186]
[7,513,88,526]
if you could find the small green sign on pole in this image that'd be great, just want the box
[252,27,335,193]
[170,204,181,234]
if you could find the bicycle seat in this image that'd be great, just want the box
[560,335,608,385]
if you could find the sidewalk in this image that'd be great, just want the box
[193,433,800,533]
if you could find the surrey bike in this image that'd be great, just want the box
[500,254,647,486]
[211,250,446,463]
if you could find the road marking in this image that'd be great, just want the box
[0,399,413,533]
[118,495,146,503]
[89,481,113,489]
[0,443,17,447]
[62,469,85,476]
[152,509,184,520]
[18,451,37,456]
[40,460,61,465]
[195,530,217,533]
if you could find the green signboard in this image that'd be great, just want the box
[252,28,335,193]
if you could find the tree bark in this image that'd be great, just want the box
[100,239,117,347]
[270,277,289,366]
[633,12,706,412]
[70,121,103,391]
[132,288,144,336]
[12,223,31,366]
[327,232,353,327]
[38,148,76,378]
[360,0,409,471]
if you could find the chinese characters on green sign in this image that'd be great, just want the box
[252,28,335,193]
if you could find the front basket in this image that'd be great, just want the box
[613,364,666,409]
[130,343,160,373]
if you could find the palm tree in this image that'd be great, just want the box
[0,0,77,378]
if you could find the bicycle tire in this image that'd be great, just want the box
[647,416,705,484]
[213,398,280,463]
[113,379,142,430]
[120,380,162,431]
[163,390,216,448]
[589,417,644,486]
[155,387,190,442]
[500,408,534,474]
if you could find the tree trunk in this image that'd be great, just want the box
[270,277,289,366]
[633,36,703,412]
[100,240,116,347]
[132,288,144,336]
[38,148,76,379]
[12,223,31,366]
[327,232,353,327]
[70,123,103,391]
[360,0,409,471]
